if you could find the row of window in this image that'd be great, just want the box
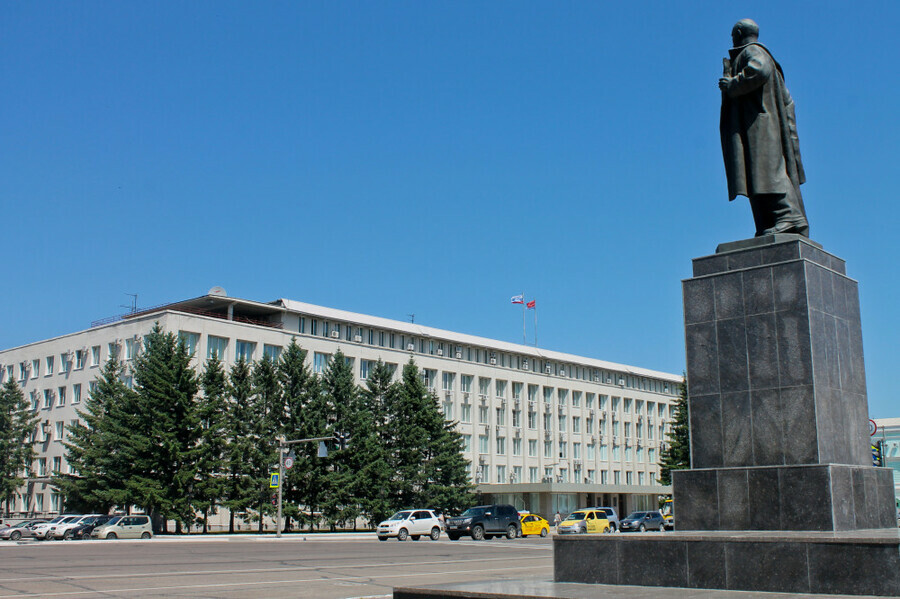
[471,464,658,486]
[462,434,660,463]
[28,383,92,410]
[3,339,144,384]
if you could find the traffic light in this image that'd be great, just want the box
[271,493,278,506]
[334,432,350,451]
[872,442,884,467]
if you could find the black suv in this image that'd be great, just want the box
[445,504,521,540]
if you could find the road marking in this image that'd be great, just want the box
[0,554,549,584]
[0,564,553,598]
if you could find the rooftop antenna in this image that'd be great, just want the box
[408,314,415,323]
[121,293,138,314]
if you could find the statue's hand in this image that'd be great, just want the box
[718,77,733,91]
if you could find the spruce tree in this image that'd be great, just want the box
[277,339,321,531]
[54,358,134,512]
[196,355,228,532]
[658,375,690,485]
[357,360,396,525]
[319,350,359,529]
[127,323,200,532]
[250,354,281,532]
[388,359,433,508]
[419,393,475,515]
[223,358,256,532]
[0,378,39,512]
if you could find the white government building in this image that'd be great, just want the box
[0,289,680,524]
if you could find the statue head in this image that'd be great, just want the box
[731,19,759,47]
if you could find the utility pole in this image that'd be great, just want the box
[274,433,349,538]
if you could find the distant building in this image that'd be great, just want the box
[0,290,680,524]
[873,418,900,512]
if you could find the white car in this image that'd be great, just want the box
[32,515,82,540]
[51,514,103,540]
[377,510,443,541]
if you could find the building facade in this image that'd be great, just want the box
[873,418,900,515]
[0,291,680,523]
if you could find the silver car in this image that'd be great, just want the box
[91,515,153,539]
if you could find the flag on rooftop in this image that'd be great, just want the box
[511,294,524,304]
[527,300,536,309]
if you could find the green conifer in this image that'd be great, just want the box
[0,378,39,512]
[658,375,690,485]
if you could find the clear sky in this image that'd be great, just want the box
[2,2,898,418]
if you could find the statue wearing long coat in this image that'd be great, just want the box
[720,43,806,206]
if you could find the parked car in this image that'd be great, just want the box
[445,504,521,540]
[557,509,611,534]
[32,515,82,540]
[52,514,104,540]
[619,510,666,532]
[376,510,443,541]
[519,513,549,538]
[0,520,48,541]
[69,515,116,540]
[589,506,621,532]
[91,515,153,539]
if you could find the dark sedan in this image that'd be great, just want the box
[70,515,116,540]
[0,520,49,541]
[619,511,666,532]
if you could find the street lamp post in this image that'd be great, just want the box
[274,433,348,538]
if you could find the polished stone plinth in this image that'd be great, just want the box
[678,236,895,533]
[553,530,900,597]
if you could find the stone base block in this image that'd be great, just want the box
[554,529,900,596]
[673,464,895,531]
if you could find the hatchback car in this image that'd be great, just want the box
[376,509,443,541]
[589,506,620,532]
[619,510,666,532]
[557,509,611,534]
[0,520,48,541]
[519,513,550,538]
[92,515,153,539]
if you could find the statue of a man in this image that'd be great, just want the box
[719,19,809,237]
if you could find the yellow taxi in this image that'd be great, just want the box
[557,509,611,534]
[519,513,550,537]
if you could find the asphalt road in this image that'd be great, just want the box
[0,535,553,598]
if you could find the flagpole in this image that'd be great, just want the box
[522,291,526,345]
[534,302,538,347]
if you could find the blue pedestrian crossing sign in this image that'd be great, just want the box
[269,473,280,488]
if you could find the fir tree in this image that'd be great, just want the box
[0,378,39,512]
[250,354,281,532]
[319,349,359,529]
[419,392,475,515]
[54,358,134,512]
[658,375,690,485]
[356,360,396,525]
[223,358,256,533]
[277,339,321,532]
[196,355,228,532]
[127,323,200,532]
[388,359,433,508]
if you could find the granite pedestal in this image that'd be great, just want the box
[559,235,900,597]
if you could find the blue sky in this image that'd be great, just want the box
[2,2,898,418]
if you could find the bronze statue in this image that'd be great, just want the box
[719,19,809,237]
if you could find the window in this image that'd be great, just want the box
[635,400,643,415]
[75,350,85,370]
[108,342,120,360]
[125,337,137,360]
[263,344,282,361]
[626,471,633,485]
[614,470,621,485]
[573,391,582,407]
[478,377,490,397]
[638,471,645,485]
[495,407,505,426]
[529,467,539,483]
[559,441,567,458]
[478,406,489,424]
[89,381,98,398]
[496,437,506,454]
[543,387,553,403]
[73,384,81,404]
[543,413,552,431]
[513,465,522,483]
[544,440,553,458]
[573,416,581,433]
[497,465,506,483]
[46,356,54,375]
[37,458,47,477]
[528,439,538,457]
[32,359,40,378]
[586,469,595,483]
[90,346,100,367]
[479,435,489,454]
[421,369,436,390]
[57,387,66,407]
[624,398,632,413]
[55,423,64,442]
[35,494,44,512]
[512,437,522,456]
[586,417,594,434]
[600,444,609,460]
[310,320,318,336]
[207,336,228,360]
[235,340,256,362]
[359,359,373,380]
[601,470,608,484]
[587,443,596,460]
[461,375,473,393]
[43,390,53,409]
[512,382,522,399]
[50,492,60,512]
[558,389,567,405]
[442,399,453,419]
[313,352,330,374]
[461,434,471,453]
[5,365,13,381]
[573,442,582,459]
[613,444,621,461]
[528,411,536,429]
[528,384,538,402]
[625,422,632,437]
[558,415,566,432]
[512,409,521,427]
[442,372,454,391]
[30,391,39,411]
[460,403,471,423]
[495,380,506,398]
